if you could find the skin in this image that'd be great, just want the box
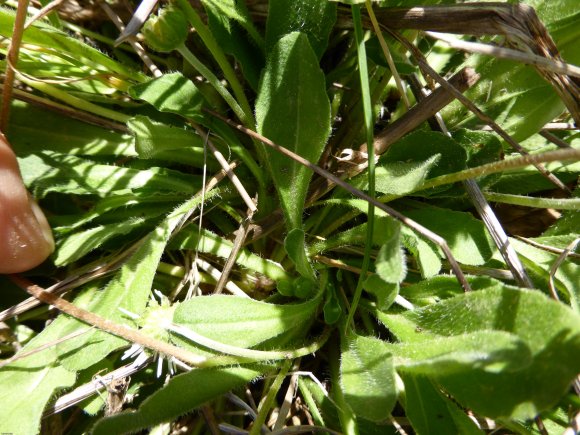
[0,132,54,273]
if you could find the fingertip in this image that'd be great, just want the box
[0,135,54,274]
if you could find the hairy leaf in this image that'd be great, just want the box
[0,9,144,80]
[202,0,264,90]
[404,205,495,266]
[172,294,321,353]
[0,319,77,435]
[390,331,531,375]
[350,155,440,196]
[375,218,406,284]
[129,72,205,120]
[255,32,331,229]
[54,192,218,370]
[285,228,316,280]
[382,131,467,180]
[340,334,397,422]
[377,286,580,419]
[93,365,267,434]
[8,101,134,157]
[127,116,205,165]
[54,218,146,266]
[18,151,198,198]
[266,0,336,60]
[363,274,399,311]
[401,228,442,279]
[402,374,484,435]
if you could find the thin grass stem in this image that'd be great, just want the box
[346,5,378,331]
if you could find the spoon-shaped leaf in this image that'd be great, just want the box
[256,31,331,230]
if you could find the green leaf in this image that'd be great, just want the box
[53,191,182,231]
[8,100,135,157]
[453,128,503,188]
[382,131,467,180]
[390,331,531,375]
[202,0,264,90]
[55,192,218,370]
[363,274,398,311]
[170,228,290,282]
[255,31,331,229]
[402,374,484,435]
[443,0,580,143]
[378,286,580,420]
[375,219,406,284]
[452,129,503,168]
[0,319,77,435]
[19,151,198,198]
[285,228,316,280]
[351,155,440,196]
[92,365,267,435]
[404,205,495,266]
[401,228,442,279]
[266,0,336,60]
[323,280,343,325]
[399,275,500,305]
[54,218,146,266]
[171,294,321,354]
[0,9,144,80]
[365,33,417,74]
[127,116,204,161]
[308,203,402,257]
[511,237,580,312]
[340,334,397,422]
[129,73,205,121]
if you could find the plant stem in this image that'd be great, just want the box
[167,323,330,363]
[330,334,359,435]
[249,360,292,435]
[17,74,131,123]
[365,1,410,110]
[0,0,30,131]
[346,4,377,331]
[484,192,580,210]
[175,0,253,126]
[415,147,580,192]
[177,44,248,125]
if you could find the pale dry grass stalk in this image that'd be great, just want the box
[369,3,580,124]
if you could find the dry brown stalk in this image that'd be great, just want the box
[368,3,580,124]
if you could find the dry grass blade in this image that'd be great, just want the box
[43,356,151,417]
[214,204,256,294]
[0,0,29,131]
[190,122,257,213]
[408,77,534,289]
[97,0,162,78]
[114,0,159,45]
[358,67,479,156]
[463,180,534,288]
[23,0,66,29]
[0,247,136,323]
[548,237,580,301]
[426,31,580,78]
[539,129,572,149]
[0,328,91,369]
[369,3,580,125]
